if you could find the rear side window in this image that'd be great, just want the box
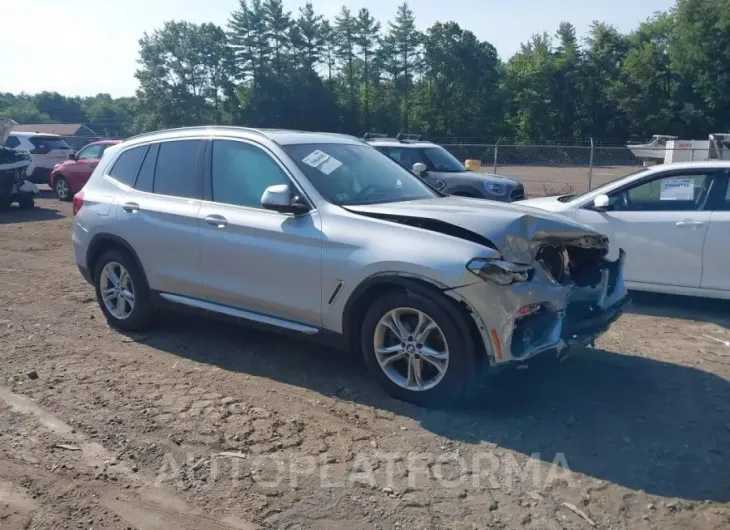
[29,136,71,151]
[109,146,146,186]
[152,140,202,199]
[5,136,20,148]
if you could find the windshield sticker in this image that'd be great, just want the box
[660,178,694,200]
[302,150,343,175]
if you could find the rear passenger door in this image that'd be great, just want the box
[197,139,323,329]
[111,140,206,299]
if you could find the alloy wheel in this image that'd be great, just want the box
[100,262,135,320]
[373,307,449,392]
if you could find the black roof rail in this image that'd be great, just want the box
[363,132,388,140]
[396,132,423,142]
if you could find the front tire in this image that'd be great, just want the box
[93,249,154,331]
[54,176,72,201]
[360,289,476,406]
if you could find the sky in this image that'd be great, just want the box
[0,0,676,98]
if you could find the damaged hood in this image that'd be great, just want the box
[346,196,607,263]
[0,117,17,145]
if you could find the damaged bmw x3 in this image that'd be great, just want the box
[73,127,628,406]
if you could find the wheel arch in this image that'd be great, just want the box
[341,274,485,359]
[86,233,148,285]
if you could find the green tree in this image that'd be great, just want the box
[228,0,270,90]
[290,2,324,73]
[355,8,381,131]
[418,22,503,137]
[135,21,235,130]
[263,0,292,79]
[387,3,422,131]
[670,0,730,133]
[335,6,358,121]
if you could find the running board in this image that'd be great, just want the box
[159,293,319,335]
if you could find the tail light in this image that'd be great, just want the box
[72,191,84,216]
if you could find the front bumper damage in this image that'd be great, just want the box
[447,248,629,366]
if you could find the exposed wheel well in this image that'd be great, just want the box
[86,235,146,283]
[343,276,486,360]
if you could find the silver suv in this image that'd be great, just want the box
[73,127,628,406]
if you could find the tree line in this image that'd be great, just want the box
[1,0,728,142]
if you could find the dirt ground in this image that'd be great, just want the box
[480,165,639,197]
[1,192,729,530]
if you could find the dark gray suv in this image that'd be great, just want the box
[366,134,525,201]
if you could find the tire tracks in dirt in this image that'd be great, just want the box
[0,386,259,530]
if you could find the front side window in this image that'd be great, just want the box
[108,146,146,186]
[211,140,290,208]
[382,147,426,169]
[420,147,466,172]
[77,144,103,160]
[152,140,203,199]
[608,173,712,211]
[284,143,438,206]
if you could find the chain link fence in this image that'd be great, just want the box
[47,132,725,199]
[439,141,725,197]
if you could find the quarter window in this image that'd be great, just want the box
[5,136,20,148]
[108,146,146,186]
[211,140,291,208]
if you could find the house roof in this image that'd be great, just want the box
[11,123,98,137]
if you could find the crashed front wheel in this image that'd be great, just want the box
[361,289,476,406]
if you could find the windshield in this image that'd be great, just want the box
[283,143,439,205]
[567,167,649,202]
[421,146,466,172]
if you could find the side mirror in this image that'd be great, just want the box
[261,184,310,215]
[592,194,610,211]
[412,162,427,176]
[68,153,77,160]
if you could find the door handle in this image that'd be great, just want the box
[205,214,228,228]
[676,220,704,227]
[121,202,139,213]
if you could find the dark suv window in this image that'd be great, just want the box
[29,136,71,153]
[152,140,203,199]
[5,136,20,149]
[109,146,146,186]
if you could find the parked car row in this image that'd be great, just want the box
[0,118,40,211]
[72,126,628,406]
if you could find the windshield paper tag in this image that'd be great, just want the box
[302,150,342,175]
[660,178,694,200]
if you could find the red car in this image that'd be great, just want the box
[50,140,121,200]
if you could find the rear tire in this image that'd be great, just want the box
[54,176,72,201]
[360,288,477,406]
[93,248,155,331]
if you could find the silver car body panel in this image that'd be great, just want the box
[73,127,628,368]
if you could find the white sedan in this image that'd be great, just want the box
[520,161,730,300]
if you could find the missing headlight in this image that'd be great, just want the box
[536,245,569,283]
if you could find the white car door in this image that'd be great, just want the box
[574,170,717,289]
[700,172,730,292]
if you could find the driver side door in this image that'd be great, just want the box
[574,170,717,288]
[197,139,324,329]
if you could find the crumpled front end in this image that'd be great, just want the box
[447,232,629,366]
